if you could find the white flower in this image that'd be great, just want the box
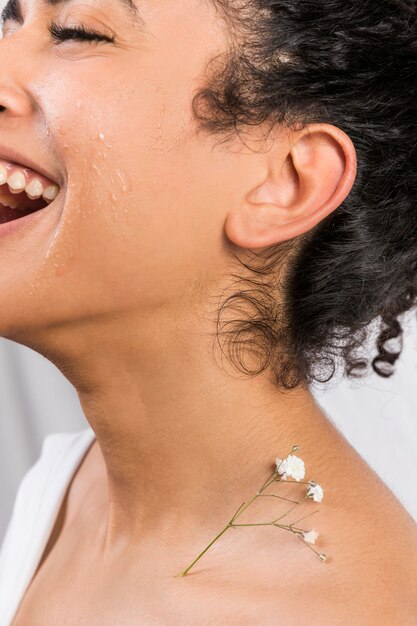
[275,457,284,472]
[306,482,324,503]
[275,454,305,481]
[302,529,319,544]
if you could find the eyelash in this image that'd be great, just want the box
[48,23,115,44]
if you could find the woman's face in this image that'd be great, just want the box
[0,0,242,340]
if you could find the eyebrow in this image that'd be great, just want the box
[1,0,141,26]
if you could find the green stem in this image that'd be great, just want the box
[289,509,320,526]
[230,501,247,522]
[257,494,300,504]
[177,449,304,576]
[231,522,274,528]
[276,479,313,486]
[176,474,272,576]
[272,494,308,523]
[258,470,278,492]
[177,524,232,577]
[231,521,304,533]
[295,532,322,557]
[232,520,325,561]
[232,477,272,522]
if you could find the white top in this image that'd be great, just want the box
[0,427,96,626]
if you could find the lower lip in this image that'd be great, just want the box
[0,200,57,239]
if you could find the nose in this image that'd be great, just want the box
[0,85,33,117]
[0,34,35,119]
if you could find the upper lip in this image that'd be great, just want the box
[0,143,62,188]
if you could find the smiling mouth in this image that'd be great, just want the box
[0,159,60,224]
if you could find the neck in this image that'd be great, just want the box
[16,310,334,550]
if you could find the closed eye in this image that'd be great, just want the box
[48,23,115,44]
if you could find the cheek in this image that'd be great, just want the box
[37,65,225,311]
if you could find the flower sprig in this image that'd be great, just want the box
[177,445,327,577]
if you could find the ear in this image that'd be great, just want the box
[224,124,357,249]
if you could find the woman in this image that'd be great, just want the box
[0,0,416,623]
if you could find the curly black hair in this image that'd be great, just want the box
[191,0,417,389]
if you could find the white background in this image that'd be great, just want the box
[0,0,416,541]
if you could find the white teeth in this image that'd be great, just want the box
[25,178,44,200]
[0,165,7,186]
[7,171,26,194]
[0,198,19,209]
[0,187,19,209]
[0,163,60,206]
[42,184,59,202]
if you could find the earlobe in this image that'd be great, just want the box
[225,124,357,250]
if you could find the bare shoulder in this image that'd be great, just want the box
[213,506,417,626]
[176,483,417,625]
[30,435,416,626]
[276,488,416,623]
[195,446,417,626]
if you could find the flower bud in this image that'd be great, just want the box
[319,553,327,562]
[292,445,299,452]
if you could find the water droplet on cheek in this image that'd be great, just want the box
[97,132,113,149]
[116,170,129,194]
